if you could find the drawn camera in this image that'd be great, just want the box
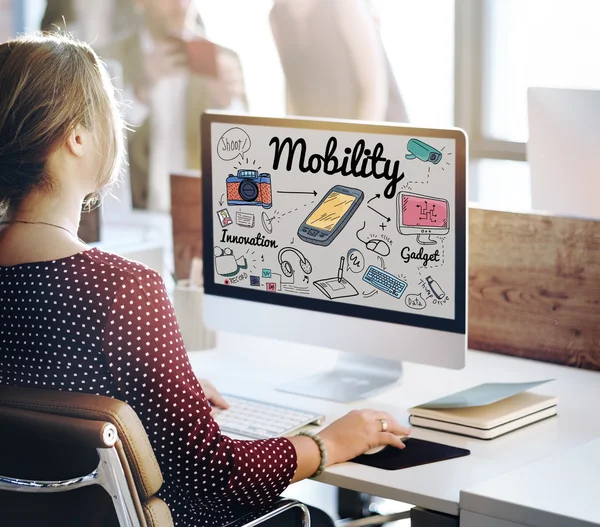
[406,139,442,164]
[214,247,247,277]
[226,169,272,209]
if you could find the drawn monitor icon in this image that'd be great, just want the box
[397,191,450,246]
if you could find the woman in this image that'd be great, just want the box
[0,34,410,527]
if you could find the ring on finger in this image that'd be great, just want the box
[379,418,388,432]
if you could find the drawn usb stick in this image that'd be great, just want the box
[298,185,364,246]
[425,275,446,300]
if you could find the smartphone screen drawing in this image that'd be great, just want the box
[298,185,364,246]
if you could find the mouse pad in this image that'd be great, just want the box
[351,438,470,470]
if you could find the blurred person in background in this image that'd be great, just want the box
[97,0,248,212]
[41,0,73,32]
[270,0,408,122]
[42,0,117,47]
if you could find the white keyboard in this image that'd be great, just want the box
[213,394,325,440]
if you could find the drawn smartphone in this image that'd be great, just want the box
[298,185,364,246]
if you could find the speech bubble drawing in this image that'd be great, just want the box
[346,249,365,273]
[405,292,427,310]
[218,127,251,161]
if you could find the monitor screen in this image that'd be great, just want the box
[203,114,466,334]
[400,193,449,229]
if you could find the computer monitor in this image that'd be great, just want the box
[527,87,600,220]
[202,113,467,402]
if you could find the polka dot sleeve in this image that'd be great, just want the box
[102,269,298,510]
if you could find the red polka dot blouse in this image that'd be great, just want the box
[0,247,297,526]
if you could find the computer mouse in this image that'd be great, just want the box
[365,239,391,257]
[363,437,409,455]
[363,445,387,455]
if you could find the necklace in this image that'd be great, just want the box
[0,219,78,239]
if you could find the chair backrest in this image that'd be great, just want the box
[0,386,173,527]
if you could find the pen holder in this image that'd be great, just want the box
[173,280,216,351]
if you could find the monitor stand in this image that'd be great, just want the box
[276,352,403,402]
[416,233,437,245]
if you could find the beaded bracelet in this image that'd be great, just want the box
[296,430,327,478]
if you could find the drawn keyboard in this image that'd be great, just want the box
[362,265,408,299]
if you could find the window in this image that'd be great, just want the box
[373,0,455,127]
[200,0,456,126]
[198,0,286,116]
[453,0,600,209]
[12,0,592,212]
[484,0,600,143]
[457,0,600,156]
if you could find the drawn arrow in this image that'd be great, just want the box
[367,194,381,204]
[367,205,390,222]
[362,289,379,298]
[377,255,386,270]
[277,190,317,196]
[219,194,225,206]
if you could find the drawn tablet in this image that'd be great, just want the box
[313,277,359,300]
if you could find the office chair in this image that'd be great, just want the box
[0,385,310,527]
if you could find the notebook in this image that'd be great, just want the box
[409,381,558,440]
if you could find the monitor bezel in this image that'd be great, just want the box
[202,112,467,335]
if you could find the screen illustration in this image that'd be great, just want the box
[398,191,450,245]
[210,123,457,320]
[299,185,364,246]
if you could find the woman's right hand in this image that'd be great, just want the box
[319,409,411,466]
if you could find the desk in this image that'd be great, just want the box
[188,332,600,524]
[461,439,600,527]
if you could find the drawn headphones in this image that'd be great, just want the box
[278,248,313,277]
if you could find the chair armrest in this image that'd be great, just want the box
[0,405,117,449]
[223,498,310,527]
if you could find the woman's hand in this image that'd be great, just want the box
[319,409,411,465]
[197,378,229,415]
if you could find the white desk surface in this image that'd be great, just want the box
[461,438,600,527]
[188,332,600,517]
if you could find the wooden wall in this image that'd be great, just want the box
[168,175,600,371]
[468,208,600,371]
[170,172,202,280]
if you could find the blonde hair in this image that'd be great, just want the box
[0,33,125,217]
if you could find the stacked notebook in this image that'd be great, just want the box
[409,380,558,440]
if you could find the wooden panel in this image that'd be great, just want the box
[170,172,202,280]
[166,186,600,370]
[468,208,600,371]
